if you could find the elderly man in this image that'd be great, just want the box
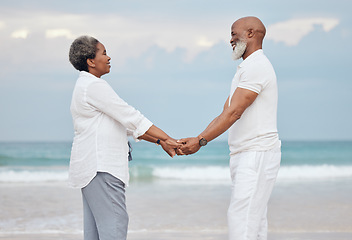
[178,16,281,240]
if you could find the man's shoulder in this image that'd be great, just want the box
[244,53,273,72]
[251,51,271,64]
[239,53,276,84]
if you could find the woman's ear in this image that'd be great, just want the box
[87,59,95,68]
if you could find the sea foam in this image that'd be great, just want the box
[0,169,68,183]
[0,165,351,183]
[152,165,352,182]
[277,164,352,180]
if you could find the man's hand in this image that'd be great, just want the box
[176,137,201,155]
[161,138,182,158]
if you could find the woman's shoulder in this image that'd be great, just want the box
[77,71,107,86]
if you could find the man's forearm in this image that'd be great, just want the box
[200,111,238,142]
[199,88,257,142]
[202,116,218,134]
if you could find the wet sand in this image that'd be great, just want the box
[0,179,351,239]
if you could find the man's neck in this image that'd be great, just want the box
[242,45,262,60]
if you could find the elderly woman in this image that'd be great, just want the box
[68,36,179,240]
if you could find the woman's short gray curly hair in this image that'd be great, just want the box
[69,36,99,72]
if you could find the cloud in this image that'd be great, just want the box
[196,36,215,48]
[266,17,339,46]
[11,29,29,39]
[0,9,229,64]
[45,28,75,39]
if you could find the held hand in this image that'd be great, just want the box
[160,141,176,157]
[164,138,182,149]
[161,138,183,158]
[177,137,201,155]
[175,148,184,156]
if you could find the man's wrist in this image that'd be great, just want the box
[198,135,208,147]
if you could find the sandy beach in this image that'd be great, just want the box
[0,178,352,240]
[0,179,351,240]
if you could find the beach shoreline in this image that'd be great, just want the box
[1,179,351,239]
[1,232,352,240]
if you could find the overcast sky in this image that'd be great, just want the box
[0,0,351,142]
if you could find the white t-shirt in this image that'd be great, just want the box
[228,50,280,155]
[69,71,153,188]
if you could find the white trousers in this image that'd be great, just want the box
[228,146,281,240]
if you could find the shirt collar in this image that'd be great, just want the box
[238,49,264,68]
[79,71,99,79]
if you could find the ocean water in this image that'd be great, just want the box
[1,140,352,237]
[0,140,351,183]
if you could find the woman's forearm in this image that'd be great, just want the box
[143,125,171,141]
[138,133,159,144]
[138,125,180,157]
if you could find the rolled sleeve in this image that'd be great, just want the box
[127,129,139,142]
[132,118,153,140]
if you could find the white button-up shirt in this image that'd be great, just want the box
[69,71,153,188]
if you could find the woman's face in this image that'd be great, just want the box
[89,42,111,78]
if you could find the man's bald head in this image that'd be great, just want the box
[232,16,266,40]
[230,16,266,60]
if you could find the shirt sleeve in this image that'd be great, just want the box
[86,80,153,139]
[237,66,266,94]
[126,128,141,142]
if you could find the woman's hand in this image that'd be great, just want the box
[161,138,182,158]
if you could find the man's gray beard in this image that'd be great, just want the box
[232,40,247,61]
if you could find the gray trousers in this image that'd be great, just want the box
[81,172,128,240]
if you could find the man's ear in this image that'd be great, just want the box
[247,29,254,38]
[87,59,95,68]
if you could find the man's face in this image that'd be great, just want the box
[230,22,247,60]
